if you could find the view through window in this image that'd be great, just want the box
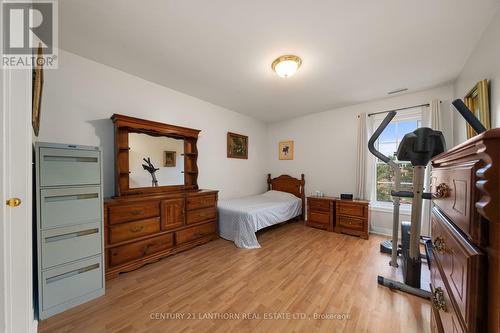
[375,117,421,204]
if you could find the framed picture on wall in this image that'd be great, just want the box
[464,79,490,139]
[279,140,294,160]
[164,151,176,167]
[227,132,248,159]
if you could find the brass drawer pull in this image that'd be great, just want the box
[130,209,143,216]
[433,236,448,254]
[433,183,450,199]
[432,287,447,312]
[130,226,144,233]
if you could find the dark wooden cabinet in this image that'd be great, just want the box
[430,128,500,333]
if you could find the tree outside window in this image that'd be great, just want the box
[375,119,421,204]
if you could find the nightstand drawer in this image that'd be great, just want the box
[337,202,367,218]
[308,211,330,224]
[338,215,364,231]
[308,198,331,212]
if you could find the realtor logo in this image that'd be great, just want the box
[2,0,58,68]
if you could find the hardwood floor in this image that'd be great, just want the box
[38,221,430,333]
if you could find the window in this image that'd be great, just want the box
[373,114,422,205]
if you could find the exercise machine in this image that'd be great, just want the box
[368,99,487,299]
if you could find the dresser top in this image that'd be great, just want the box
[307,196,370,204]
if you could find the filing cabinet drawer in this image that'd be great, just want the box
[108,201,160,225]
[175,222,216,244]
[186,194,216,210]
[41,222,102,269]
[40,186,101,229]
[186,207,216,225]
[39,147,101,186]
[42,256,103,310]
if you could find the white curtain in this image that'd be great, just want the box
[421,99,441,236]
[355,113,368,199]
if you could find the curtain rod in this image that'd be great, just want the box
[367,103,432,117]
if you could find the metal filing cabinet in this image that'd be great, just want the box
[35,142,105,320]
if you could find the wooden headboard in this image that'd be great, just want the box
[267,174,305,219]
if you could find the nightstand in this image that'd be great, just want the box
[306,196,336,232]
[335,199,370,239]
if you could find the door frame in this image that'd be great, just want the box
[0,66,37,332]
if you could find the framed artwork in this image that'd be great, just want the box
[464,79,490,139]
[279,141,294,160]
[164,151,176,167]
[32,45,44,137]
[227,132,248,159]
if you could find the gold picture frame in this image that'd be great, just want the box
[32,44,44,137]
[464,79,490,139]
[227,132,248,159]
[164,151,176,167]
[279,141,294,160]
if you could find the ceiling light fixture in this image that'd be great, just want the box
[272,55,302,78]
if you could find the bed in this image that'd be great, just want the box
[218,174,305,249]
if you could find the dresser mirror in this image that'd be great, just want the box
[128,133,185,188]
[111,114,200,196]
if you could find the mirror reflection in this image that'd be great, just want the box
[129,133,184,188]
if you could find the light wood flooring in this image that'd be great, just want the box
[38,221,430,333]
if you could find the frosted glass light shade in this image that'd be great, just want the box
[272,55,302,78]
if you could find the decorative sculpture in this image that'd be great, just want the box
[142,157,159,187]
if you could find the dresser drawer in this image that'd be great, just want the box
[108,233,173,266]
[308,211,330,224]
[187,207,216,225]
[337,202,367,218]
[431,208,485,332]
[175,222,216,244]
[308,198,331,212]
[108,202,160,224]
[430,261,465,333]
[41,222,101,269]
[41,187,101,229]
[431,164,479,242]
[108,217,160,244]
[42,255,103,311]
[338,215,364,231]
[39,147,101,187]
[186,194,216,210]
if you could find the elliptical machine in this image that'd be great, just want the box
[369,111,445,298]
[368,99,488,299]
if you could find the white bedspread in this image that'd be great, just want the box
[218,190,302,249]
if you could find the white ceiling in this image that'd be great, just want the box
[59,0,500,122]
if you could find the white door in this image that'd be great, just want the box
[0,66,36,332]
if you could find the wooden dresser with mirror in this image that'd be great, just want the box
[104,114,218,280]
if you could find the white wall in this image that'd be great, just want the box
[267,85,455,235]
[38,50,268,199]
[453,8,500,144]
[128,133,184,188]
